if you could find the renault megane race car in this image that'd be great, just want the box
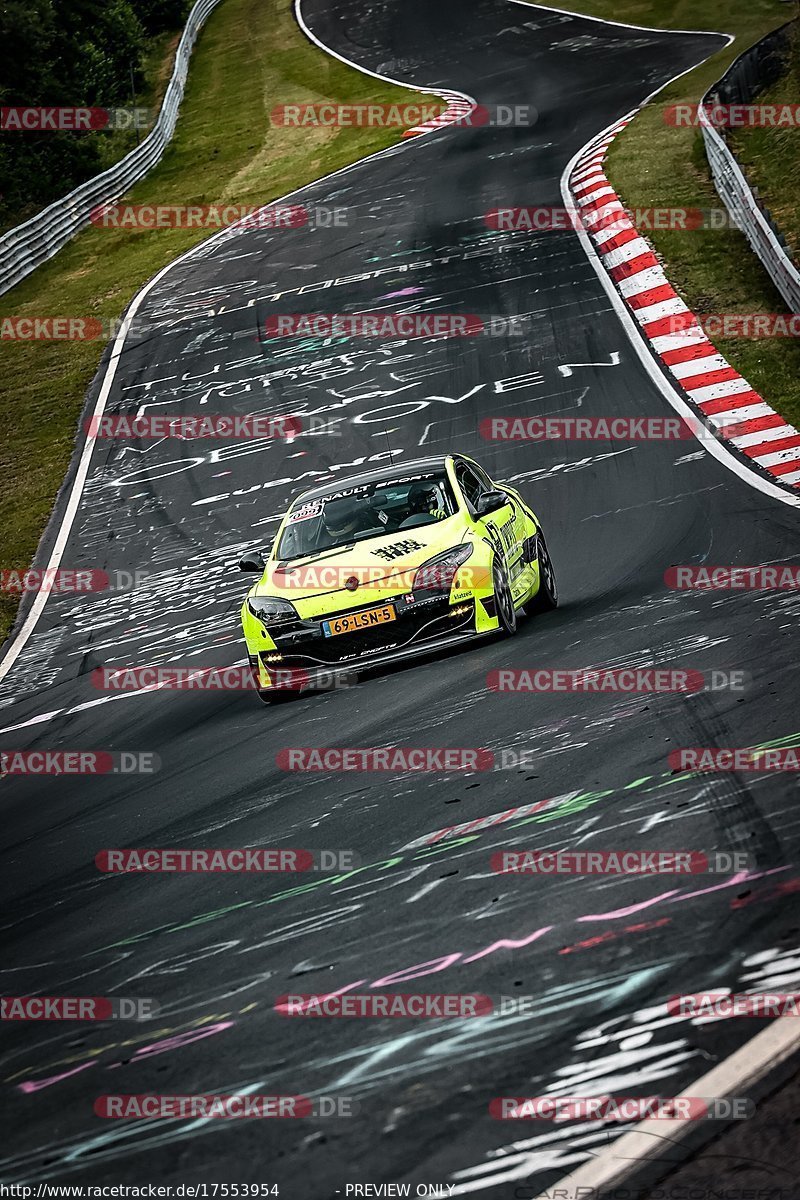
[239,454,557,701]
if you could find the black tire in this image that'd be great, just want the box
[531,531,558,611]
[492,555,518,635]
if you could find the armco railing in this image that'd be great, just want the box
[0,0,225,299]
[700,21,800,313]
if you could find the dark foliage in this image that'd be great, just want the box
[0,0,192,225]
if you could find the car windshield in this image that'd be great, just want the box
[275,472,457,561]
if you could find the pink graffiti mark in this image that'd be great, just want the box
[12,868,797,1095]
[576,868,790,922]
[352,874,794,991]
[368,927,553,988]
[274,981,366,1015]
[558,919,672,955]
[129,1022,234,1060]
[732,875,800,910]
[16,1021,235,1094]
[424,797,553,846]
[18,1061,96,1093]
[576,890,681,921]
[379,287,424,299]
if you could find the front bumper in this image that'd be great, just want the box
[253,594,485,688]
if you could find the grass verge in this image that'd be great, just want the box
[0,0,438,643]
[551,0,800,437]
[94,30,183,174]
[728,29,800,261]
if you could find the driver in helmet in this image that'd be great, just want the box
[322,497,375,541]
[407,482,448,523]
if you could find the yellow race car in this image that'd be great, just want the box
[239,454,557,701]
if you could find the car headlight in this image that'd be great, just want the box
[412,544,474,596]
[247,595,298,626]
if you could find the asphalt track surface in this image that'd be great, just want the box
[2,1,800,1195]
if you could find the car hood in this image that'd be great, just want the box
[256,521,468,608]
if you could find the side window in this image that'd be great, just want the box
[471,463,494,492]
[455,461,484,510]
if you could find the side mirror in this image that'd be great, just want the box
[476,489,508,516]
[239,552,265,573]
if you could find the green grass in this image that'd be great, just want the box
[0,0,437,643]
[93,31,182,175]
[728,33,800,260]
[549,0,800,435]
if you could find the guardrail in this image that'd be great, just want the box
[699,21,800,314]
[0,0,225,299]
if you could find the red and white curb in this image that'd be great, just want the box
[569,116,800,491]
[402,90,477,137]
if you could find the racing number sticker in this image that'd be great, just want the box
[288,501,322,524]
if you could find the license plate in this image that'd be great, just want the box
[322,605,396,637]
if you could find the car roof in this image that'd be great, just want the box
[294,456,453,503]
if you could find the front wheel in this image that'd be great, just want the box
[492,556,518,635]
[531,532,558,612]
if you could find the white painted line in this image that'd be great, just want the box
[532,1016,800,1200]
[512,0,732,36]
[0,1,477,688]
[0,710,63,734]
[0,664,249,736]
